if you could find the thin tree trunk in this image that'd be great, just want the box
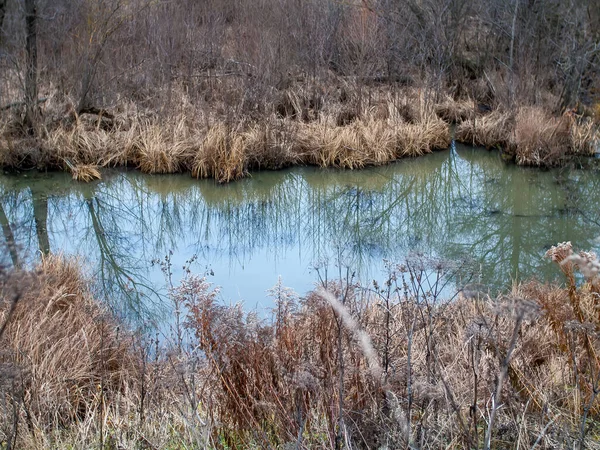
[25,0,38,132]
[0,0,7,43]
[508,0,519,108]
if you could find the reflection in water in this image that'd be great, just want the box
[1,143,599,323]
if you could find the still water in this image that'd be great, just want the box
[1,143,599,323]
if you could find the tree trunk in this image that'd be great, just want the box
[24,0,38,133]
[0,0,7,43]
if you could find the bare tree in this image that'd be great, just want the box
[24,0,37,132]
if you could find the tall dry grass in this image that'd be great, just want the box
[1,87,452,182]
[456,106,600,166]
[2,81,598,181]
[455,109,514,150]
[2,249,600,448]
[0,255,135,448]
[512,107,572,166]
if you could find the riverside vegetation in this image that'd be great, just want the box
[2,0,600,448]
[0,0,599,182]
[1,246,600,448]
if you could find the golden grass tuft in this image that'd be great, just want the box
[70,164,102,182]
[130,119,195,174]
[512,107,571,166]
[396,114,451,156]
[46,121,117,167]
[435,96,476,123]
[0,255,134,436]
[457,106,599,165]
[298,121,369,169]
[455,109,514,149]
[243,122,298,170]
[570,116,600,156]
[192,123,247,183]
[593,102,600,123]
[295,111,450,169]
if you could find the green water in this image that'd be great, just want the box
[1,143,599,322]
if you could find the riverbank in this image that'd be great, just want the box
[1,85,598,183]
[1,247,599,448]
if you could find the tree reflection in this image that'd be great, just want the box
[0,146,598,322]
[0,201,19,268]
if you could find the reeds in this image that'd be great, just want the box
[512,107,571,166]
[191,123,247,182]
[296,114,450,169]
[435,95,476,123]
[131,119,196,174]
[456,106,600,165]
[70,163,102,182]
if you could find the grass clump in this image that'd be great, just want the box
[191,123,247,183]
[455,109,514,150]
[0,255,135,448]
[130,119,196,174]
[512,107,572,166]
[435,95,476,123]
[69,163,102,182]
[456,106,600,165]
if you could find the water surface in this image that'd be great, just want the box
[1,143,599,323]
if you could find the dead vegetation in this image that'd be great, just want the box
[2,248,600,448]
[0,255,136,448]
[0,87,460,182]
[455,106,600,166]
[3,82,598,182]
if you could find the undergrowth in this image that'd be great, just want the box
[1,245,600,448]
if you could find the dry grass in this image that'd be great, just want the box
[456,106,600,165]
[0,255,135,447]
[455,109,514,149]
[175,251,600,448]
[130,119,197,174]
[295,111,450,170]
[512,107,572,166]
[191,123,247,182]
[70,163,102,182]
[2,249,600,448]
[1,84,597,181]
[396,114,451,156]
[570,116,600,156]
[45,120,121,168]
[0,87,450,183]
[435,95,476,123]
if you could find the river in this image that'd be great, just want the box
[1,142,599,324]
